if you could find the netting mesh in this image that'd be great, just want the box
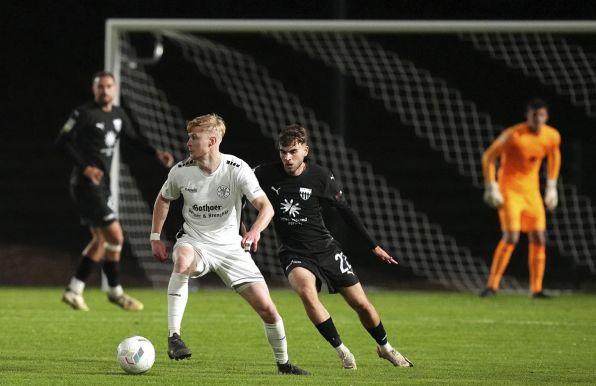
[460,33,596,117]
[110,23,595,290]
[270,31,596,276]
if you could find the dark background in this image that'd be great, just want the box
[2,0,595,287]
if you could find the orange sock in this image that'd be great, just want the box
[487,240,515,289]
[529,243,546,294]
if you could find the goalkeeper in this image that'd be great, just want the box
[481,99,561,298]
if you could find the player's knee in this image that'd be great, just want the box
[106,233,124,246]
[296,287,318,305]
[172,249,195,274]
[353,299,374,315]
[502,232,520,244]
[91,232,103,244]
[529,232,546,245]
[258,302,279,323]
[103,242,123,253]
[89,232,105,248]
[85,240,104,259]
[300,294,324,316]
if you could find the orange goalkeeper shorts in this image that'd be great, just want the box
[498,189,546,232]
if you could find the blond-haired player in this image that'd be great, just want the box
[150,114,308,375]
[481,99,561,298]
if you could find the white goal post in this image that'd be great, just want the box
[105,19,596,290]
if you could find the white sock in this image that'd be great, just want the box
[379,342,394,354]
[108,285,123,298]
[264,317,289,364]
[335,343,351,356]
[68,278,85,294]
[168,273,189,337]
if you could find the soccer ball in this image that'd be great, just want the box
[116,336,156,374]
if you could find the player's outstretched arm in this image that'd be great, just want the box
[150,194,171,262]
[242,195,274,252]
[372,246,399,265]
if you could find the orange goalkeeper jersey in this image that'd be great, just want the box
[483,123,561,194]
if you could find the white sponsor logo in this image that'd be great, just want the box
[95,122,105,130]
[271,186,281,195]
[105,131,117,147]
[280,199,301,217]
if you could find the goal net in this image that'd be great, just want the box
[106,20,596,291]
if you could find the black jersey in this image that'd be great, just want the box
[254,162,377,255]
[56,101,155,181]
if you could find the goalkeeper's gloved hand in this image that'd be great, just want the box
[483,181,504,208]
[544,179,558,210]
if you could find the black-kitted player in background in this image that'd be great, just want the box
[252,124,413,369]
[56,71,174,311]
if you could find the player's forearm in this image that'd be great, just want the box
[151,194,171,233]
[249,197,274,233]
[482,150,498,183]
[547,148,561,181]
[336,204,378,249]
[482,134,507,183]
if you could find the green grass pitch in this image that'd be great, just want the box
[0,287,595,385]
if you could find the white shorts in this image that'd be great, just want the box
[173,235,265,292]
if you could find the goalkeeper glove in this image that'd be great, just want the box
[544,179,558,210]
[483,181,504,208]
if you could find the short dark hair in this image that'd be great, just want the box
[92,71,115,83]
[279,124,308,147]
[526,98,548,112]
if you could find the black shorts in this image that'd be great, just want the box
[280,246,359,294]
[70,175,116,227]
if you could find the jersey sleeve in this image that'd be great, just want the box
[547,129,562,180]
[238,160,265,202]
[482,128,510,183]
[160,166,181,200]
[322,170,378,249]
[55,108,89,170]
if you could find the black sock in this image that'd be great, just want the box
[102,261,120,287]
[74,255,97,282]
[366,321,389,346]
[315,317,342,348]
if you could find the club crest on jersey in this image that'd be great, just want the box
[113,118,122,132]
[299,187,312,200]
[217,185,230,198]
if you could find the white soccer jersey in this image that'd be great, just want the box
[161,153,264,245]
